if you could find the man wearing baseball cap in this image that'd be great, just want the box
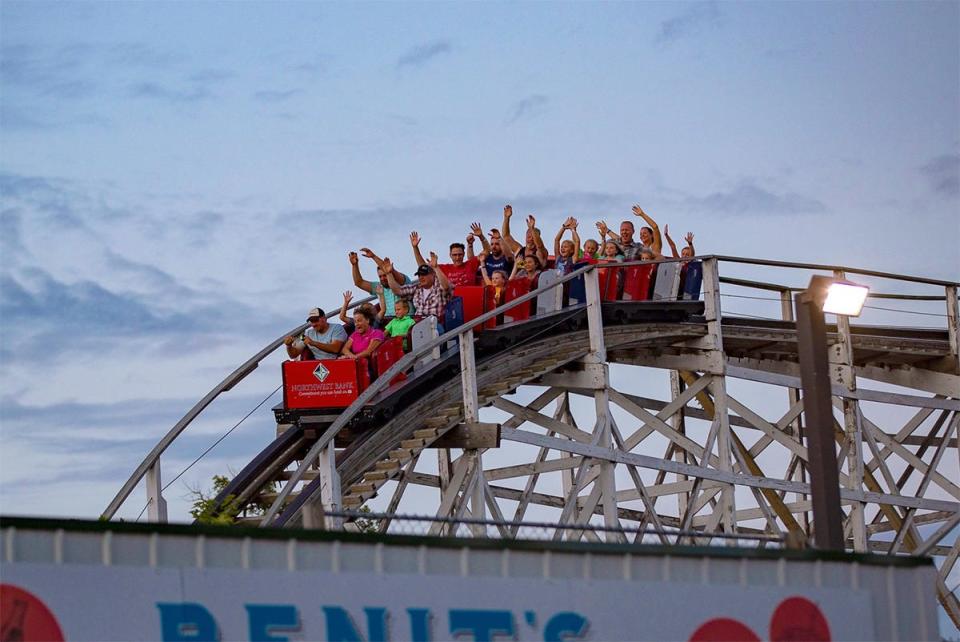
[379,249,453,332]
[283,307,348,360]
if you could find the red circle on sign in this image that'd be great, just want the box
[689,617,761,642]
[769,596,831,642]
[0,584,65,642]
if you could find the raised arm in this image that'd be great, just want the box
[380,258,405,296]
[429,252,451,291]
[409,232,427,267]
[570,218,581,255]
[664,224,680,259]
[553,223,567,257]
[466,233,477,260]
[684,232,696,256]
[598,220,619,243]
[376,288,387,319]
[633,205,662,254]
[339,290,353,324]
[528,215,549,265]
[470,222,490,254]
[349,252,373,291]
[477,252,493,286]
[501,204,522,254]
[362,247,409,284]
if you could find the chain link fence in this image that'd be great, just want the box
[326,509,795,549]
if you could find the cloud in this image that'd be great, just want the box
[188,69,234,84]
[919,154,960,197]
[104,42,180,68]
[505,94,548,125]
[678,180,827,215]
[279,190,628,235]
[287,54,329,75]
[396,40,452,68]
[253,89,303,103]
[128,81,211,103]
[657,2,721,45]
[0,172,91,228]
[1,42,177,95]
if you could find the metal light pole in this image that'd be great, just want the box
[795,275,869,550]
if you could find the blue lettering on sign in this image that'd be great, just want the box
[543,612,589,641]
[449,609,514,641]
[246,604,300,642]
[157,602,590,641]
[157,603,219,642]
[322,605,390,642]
[408,608,432,642]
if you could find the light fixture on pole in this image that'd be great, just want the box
[795,275,869,551]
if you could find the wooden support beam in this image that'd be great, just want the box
[430,422,501,449]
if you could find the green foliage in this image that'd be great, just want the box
[353,505,380,534]
[189,473,276,526]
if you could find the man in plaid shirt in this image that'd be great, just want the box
[380,253,453,332]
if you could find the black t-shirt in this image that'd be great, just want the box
[484,253,513,277]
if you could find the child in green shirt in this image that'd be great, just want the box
[578,238,601,260]
[384,299,416,351]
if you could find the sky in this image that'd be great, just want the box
[1,0,959,630]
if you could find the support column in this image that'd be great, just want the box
[554,393,575,497]
[669,371,689,518]
[459,330,486,529]
[795,282,844,551]
[833,270,866,551]
[309,440,342,530]
[584,268,620,540]
[145,462,168,523]
[947,285,959,373]
[781,288,810,535]
[701,258,736,538]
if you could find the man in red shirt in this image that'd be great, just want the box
[409,231,480,287]
[441,241,481,286]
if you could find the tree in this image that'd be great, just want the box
[188,474,275,526]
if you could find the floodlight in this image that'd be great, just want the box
[822,280,869,316]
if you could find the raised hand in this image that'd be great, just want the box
[503,204,513,219]
[596,221,608,235]
[570,217,579,229]
[409,231,421,247]
[526,215,536,229]
[470,222,484,236]
[360,247,375,259]
[381,257,393,273]
[343,290,353,303]
[428,251,439,268]
[664,223,670,237]
[632,205,646,217]
[478,250,487,262]
[348,251,359,265]
[684,232,695,245]
[466,233,475,244]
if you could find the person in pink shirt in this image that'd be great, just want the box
[340,307,385,361]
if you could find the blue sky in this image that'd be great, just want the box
[2,0,959,590]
